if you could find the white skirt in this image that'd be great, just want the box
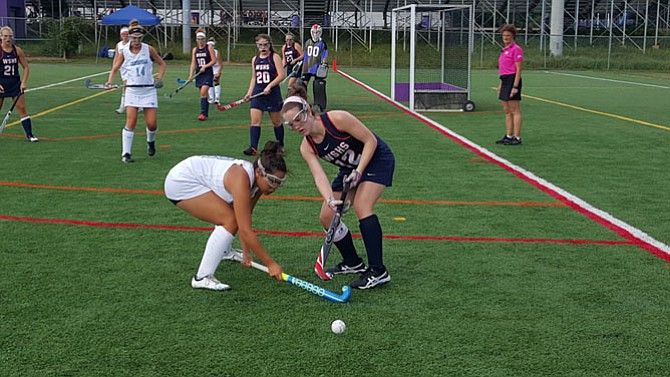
[125,87,158,108]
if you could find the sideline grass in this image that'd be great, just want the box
[1,63,669,376]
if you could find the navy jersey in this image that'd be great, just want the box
[307,112,393,169]
[0,46,22,97]
[284,43,299,70]
[307,112,395,189]
[194,46,213,74]
[250,52,283,112]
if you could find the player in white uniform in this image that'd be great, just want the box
[113,26,130,114]
[206,38,222,104]
[106,20,165,163]
[164,141,287,291]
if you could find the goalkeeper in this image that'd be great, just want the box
[300,24,329,113]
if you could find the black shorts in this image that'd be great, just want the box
[499,74,522,101]
[195,71,214,88]
[0,77,21,98]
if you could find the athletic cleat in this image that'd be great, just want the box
[242,146,257,156]
[27,135,39,142]
[350,268,391,290]
[191,276,231,291]
[506,137,522,146]
[327,261,367,276]
[496,135,512,144]
[121,153,134,163]
[198,114,207,121]
[221,249,244,261]
[115,107,125,114]
[147,141,156,156]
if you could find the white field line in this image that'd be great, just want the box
[25,71,110,93]
[545,71,670,89]
[336,68,670,260]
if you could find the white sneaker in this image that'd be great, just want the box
[27,135,39,142]
[115,107,125,114]
[191,276,231,291]
[221,249,243,261]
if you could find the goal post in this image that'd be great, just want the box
[391,4,475,112]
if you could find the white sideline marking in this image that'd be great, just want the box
[545,71,670,89]
[25,71,110,93]
[336,68,670,260]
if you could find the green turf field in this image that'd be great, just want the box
[1,62,669,376]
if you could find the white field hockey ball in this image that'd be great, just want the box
[331,320,346,334]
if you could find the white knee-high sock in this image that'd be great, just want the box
[196,225,235,279]
[215,85,221,102]
[208,87,215,102]
[146,128,157,143]
[122,127,134,156]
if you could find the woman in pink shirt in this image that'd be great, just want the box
[496,24,524,146]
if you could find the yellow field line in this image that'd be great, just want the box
[4,90,114,129]
[522,92,670,132]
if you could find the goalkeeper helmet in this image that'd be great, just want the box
[310,24,322,42]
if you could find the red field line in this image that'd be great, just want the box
[0,215,630,246]
[0,181,564,207]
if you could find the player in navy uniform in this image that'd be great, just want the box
[242,34,286,156]
[301,24,329,112]
[188,28,216,121]
[281,88,395,290]
[281,33,303,89]
[0,26,37,142]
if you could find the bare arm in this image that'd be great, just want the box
[300,139,335,201]
[148,46,166,81]
[106,50,125,85]
[188,47,197,80]
[294,43,304,63]
[224,165,283,280]
[16,47,29,92]
[246,56,256,98]
[261,53,285,95]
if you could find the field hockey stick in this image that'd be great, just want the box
[227,249,352,303]
[0,92,22,135]
[85,79,154,89]
[164,71,201,99]
[282,61,303,84]
[176,78,187,84]
[216,92,264,112]
[314,181,351,281]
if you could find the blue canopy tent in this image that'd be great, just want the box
[96,6,162,62]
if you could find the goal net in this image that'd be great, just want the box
[391,4,475,111]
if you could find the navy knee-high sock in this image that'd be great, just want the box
[250,126,261,149]
[273,124,285,146]
[200,98,209,116]
[334,230,362,266]
[21,116,33,137]
[359,214,384,271]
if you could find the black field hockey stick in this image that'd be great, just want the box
[0,92,22,135]
[164,71,201,99]
[85,79,155,89]
[314,181,351,281]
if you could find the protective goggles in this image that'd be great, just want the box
[258,160,286,188]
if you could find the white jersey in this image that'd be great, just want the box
[213,49,220,75]
[121,43,155,87]
[116,40,131,80]
[120,43,158,107]
[164,156,256,203]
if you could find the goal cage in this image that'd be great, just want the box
[391,4,475,112]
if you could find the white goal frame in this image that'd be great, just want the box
[391,4,475,112]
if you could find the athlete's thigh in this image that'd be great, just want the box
[177,191,237,228]
[250,108,263,124]
[352,181,385,219]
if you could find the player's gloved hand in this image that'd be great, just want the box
[327,197,343,212]
[327,197,352,214]
[344,170,362,188]
[154,79,164,88]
